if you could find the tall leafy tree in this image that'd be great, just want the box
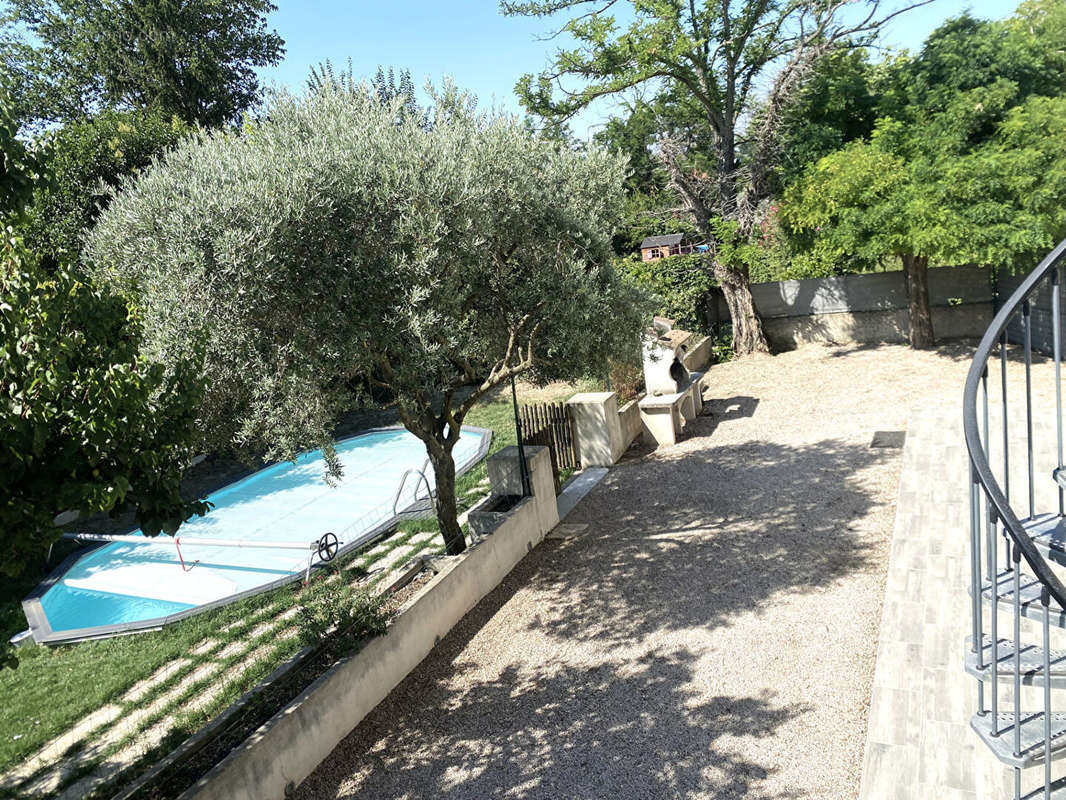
[0,82,40,222]
[87,84,646,555]
[504,0,930,355]
[783,7,1066,348]
[2,0,284,129]
[1,235,208,579]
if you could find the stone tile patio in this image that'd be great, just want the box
[859,395,1065,799]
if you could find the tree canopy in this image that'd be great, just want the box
[505,0,931,355]
[21,109,191,268]
[86,83,646,553]
[782,3,1066,347]
[1,235,207,577]
[2,0,284,129]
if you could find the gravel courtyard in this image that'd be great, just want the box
[295,343,982,800]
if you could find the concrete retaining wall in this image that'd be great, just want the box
[1000,271,1065,355]
[182,447,558,800]
[708,265,994,347]
[764,304,994,349]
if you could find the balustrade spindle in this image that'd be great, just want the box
[1054,268,1064,515]
[1024,300,1035,519]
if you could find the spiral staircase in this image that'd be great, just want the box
[965,239,1066,799]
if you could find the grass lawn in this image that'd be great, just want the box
[0,380,589,790]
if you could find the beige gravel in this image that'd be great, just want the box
[294,342,990,800]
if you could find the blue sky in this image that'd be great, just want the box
[259,0,1022,139]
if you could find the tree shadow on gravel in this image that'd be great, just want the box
[294,416,891,799]
[523,431,893,647]
[296,643,807,800]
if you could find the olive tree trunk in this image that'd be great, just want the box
[712,260,771,356]
[423,440,465,555]
[399,407,467,556]
[901,253,934,349]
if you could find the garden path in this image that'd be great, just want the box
[295,343,988,799]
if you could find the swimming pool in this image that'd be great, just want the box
[23,426,492,644]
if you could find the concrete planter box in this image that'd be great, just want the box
[181,446,558,800]
[467,493,530,537]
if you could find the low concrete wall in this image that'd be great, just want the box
[707,265,994,346]
[619,397,642,451]
[567,391,626,467]
[764,303,993,349]
[183,447,557,800]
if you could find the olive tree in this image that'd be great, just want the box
[87,84,645,555]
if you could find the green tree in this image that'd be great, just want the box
[504,0,929,356]
[773,47,880,190]
[783,8,1066,348]
[3,0,283,129]
[87,84,646,555]
[593,99,662,195]
[1,234,207,577]
[21,109,191,267]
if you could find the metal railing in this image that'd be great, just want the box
[964,238,1066,799]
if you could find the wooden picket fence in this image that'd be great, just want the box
[518,402,578,494]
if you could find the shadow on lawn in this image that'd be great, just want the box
[294,405,890,799]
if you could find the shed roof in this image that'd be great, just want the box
[640,233,686,249]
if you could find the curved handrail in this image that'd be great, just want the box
[963,237,1066,610]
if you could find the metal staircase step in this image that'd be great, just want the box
[971,711,1066,768]
[1025,513,1066,568]
[982,570,1066,629]
[965,636,1066,687]
[1023,776,1066,799]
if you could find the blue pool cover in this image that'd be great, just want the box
[24,426,491,644]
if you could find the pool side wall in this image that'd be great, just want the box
[180,446,558,800]
[20,426,493,646]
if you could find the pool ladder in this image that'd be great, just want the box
[393,457,434,516]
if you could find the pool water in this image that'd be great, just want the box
[37,427,489,635]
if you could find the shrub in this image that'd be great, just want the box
[616,252,716,333]
[0,234,208,580]
[21,109,191,267]
[296,575,388,654]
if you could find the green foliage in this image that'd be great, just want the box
[782,4,1066,276]
[707,330,734,364]
[0,82,40,222]
[0,235,208,579]
[612,190,699,255]
[592,99,662,195]
[308,62,429,129]
[87,83,648,550]
[296,575,388,653]
[905,12,1064,113]
[3,0,284,129]
[773,48,879,189]
[617,253,714,333]
[21,109,191,266]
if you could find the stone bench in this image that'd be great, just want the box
[638,371,704,447]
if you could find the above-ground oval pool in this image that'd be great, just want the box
[22,426,492,645]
